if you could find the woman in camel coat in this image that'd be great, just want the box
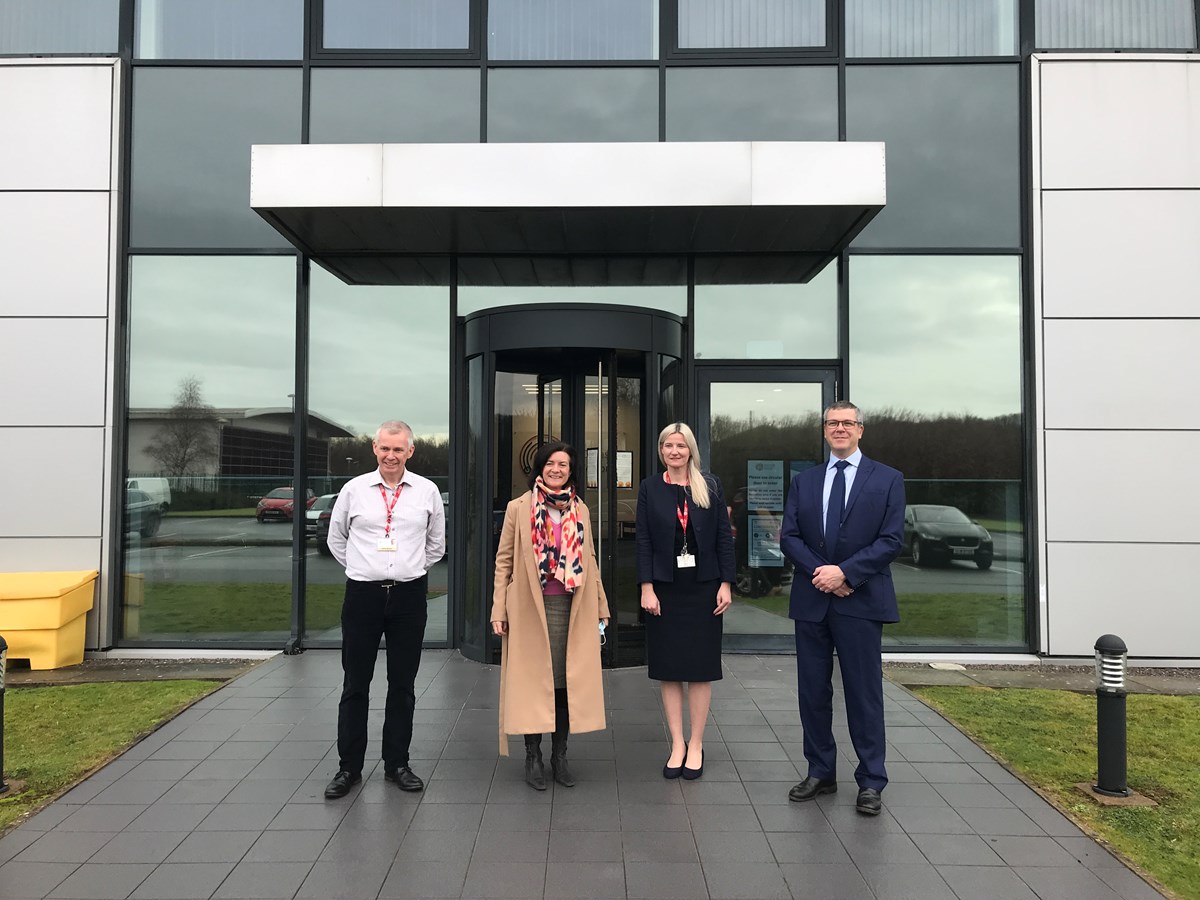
[491,441,610,790]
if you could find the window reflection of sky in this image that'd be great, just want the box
[849,255,1021,418]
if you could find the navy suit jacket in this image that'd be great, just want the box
[779,454,905,624]
[636,474,736,585]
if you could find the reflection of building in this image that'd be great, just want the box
[3,7,1200,661]
[127,407,354,477]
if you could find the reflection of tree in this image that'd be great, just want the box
[144,376,218,476]
[329,434,450,478]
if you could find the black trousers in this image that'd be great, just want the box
[337,575,427,775]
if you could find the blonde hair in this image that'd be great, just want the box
[658,423,710,508]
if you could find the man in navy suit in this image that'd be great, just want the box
[779,401,905,815]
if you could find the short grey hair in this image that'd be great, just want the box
[823,401,864,425]
[375,420,415,447]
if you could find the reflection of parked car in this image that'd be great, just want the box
[126,477,171,513]
[315,494,338,556]
[903,504,993,570]
[125,488,161,538]
[256,486,316,523]
[306,493,339,537]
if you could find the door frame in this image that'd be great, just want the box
[695,363,840,652]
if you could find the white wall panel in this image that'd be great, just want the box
[0,64,115,191]
[1041,189,1200,318]
[0,427,105,537]
[0,319,108,425]
[0,192,112,317]
[1039,59,1200,189]
[1043,320,1200,429]
[1045,430,1200,543]
[0,538,102,573]
[1047,543,1200,657]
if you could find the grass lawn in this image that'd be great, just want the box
[739,591,1026,644]
[0,681,219,834]
[126,582,345,637]
[914,686,1200,900]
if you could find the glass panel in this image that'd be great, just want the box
[130,68,302,249]
[666,66,837,141]
[0,0,118,53]
[305,271,450,643]
[309,69,480,143]
[123,256,296,642]
[323,0,470,50]
[487,68,658,143]
[846,64,1020,249]
[610,368,644,665]
[489,0,657,60]
[135,0,303,60]
[458,278,686,316]
[707,382,825,636]
[847,0,1018,57]
[694,264,837,360]
[1037,0,1196,49]
[677,0,826,49]
[849,255,1025,649]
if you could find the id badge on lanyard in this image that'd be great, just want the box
[378,483,404,552]
[674,487,696,568]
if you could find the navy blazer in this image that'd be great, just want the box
[636,474,736,585]
[779,454,905,624]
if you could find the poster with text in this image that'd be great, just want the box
[746,459,785,510]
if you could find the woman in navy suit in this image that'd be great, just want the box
[636,423,735,780]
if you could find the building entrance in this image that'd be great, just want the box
[457,305,683,667]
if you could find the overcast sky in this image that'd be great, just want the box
[128,254,1021,443]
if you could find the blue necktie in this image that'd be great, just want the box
[825,460,849,555]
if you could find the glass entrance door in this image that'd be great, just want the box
[697,367,837,650]
[490,350,647,666]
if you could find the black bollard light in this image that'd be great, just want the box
[1092,633,1130,798]
[0,633,8,795]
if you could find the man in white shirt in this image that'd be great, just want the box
[324,420,446,799]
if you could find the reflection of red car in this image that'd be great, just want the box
[256,487,316,523]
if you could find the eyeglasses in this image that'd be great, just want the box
[823,419,862,430]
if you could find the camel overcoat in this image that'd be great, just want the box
[491,491,610,755]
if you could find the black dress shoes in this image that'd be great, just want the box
[856,787,883,816]
[324,770,361,799]
[681,748,704,781]
[788,776,837,802]
[385,766,425,792]
[663,744,686,780]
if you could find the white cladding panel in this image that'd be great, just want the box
[0,192,112,317]
[0,538,102,574]
[0,319,108,425]
[1043,320,1200,429]
[1039,60,1200,189]
[0,64,115,191]
[0,428,106,537]
[1047,543,1200,657]
[1041,190,1200,318]
[1045,431,1200,543]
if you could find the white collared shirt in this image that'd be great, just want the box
[327,467,446,583]
[821,449,863,523]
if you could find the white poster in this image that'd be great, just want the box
[746,459,785,510]
[748,514,784,568]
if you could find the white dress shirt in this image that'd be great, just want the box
[821,449,863,524]
[327,467,446,583]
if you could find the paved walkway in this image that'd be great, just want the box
[0,651,1167,900]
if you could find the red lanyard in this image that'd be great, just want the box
[663,471,689,534]
[378,483,404,537]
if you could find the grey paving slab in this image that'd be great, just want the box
[0,650,1168,900]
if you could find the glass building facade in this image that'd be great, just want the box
[4,0,1197,659]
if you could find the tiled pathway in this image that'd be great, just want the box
[0,651,1166,899]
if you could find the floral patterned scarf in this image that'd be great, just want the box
[530,476,586,591]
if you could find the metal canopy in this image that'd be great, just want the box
[250,141,886,286]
